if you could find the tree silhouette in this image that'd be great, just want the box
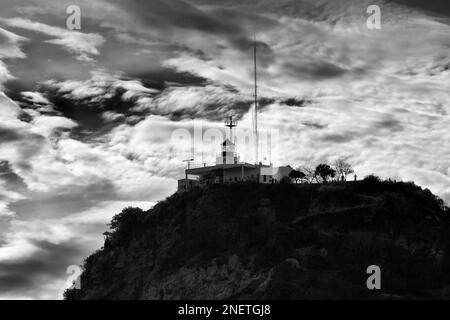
[280,176,292,184]
[289,170,306,184]
[334,158,354,181]
[315,164,336,183]
[298,165,316,183]
[109,207,145,242]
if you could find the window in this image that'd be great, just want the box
[263,175,267,182]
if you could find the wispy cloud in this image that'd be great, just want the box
[1,18,104,62]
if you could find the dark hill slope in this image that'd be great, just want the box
[65,179,450,300]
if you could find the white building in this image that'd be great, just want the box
[178,117,293,192]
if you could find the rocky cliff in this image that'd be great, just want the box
[64,178,450,300]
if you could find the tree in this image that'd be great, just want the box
[315,164,336,183]
[298,165,316,183]
[280,176,292,184]
[289,170,306,184]
[333,158,354,181]
[109,207,145,241]
[363,174,381,183]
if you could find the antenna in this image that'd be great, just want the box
[225,115,237,142]
[253,35,259,164]
[268,132,272,166]
[182,158,194,191]
[182,158,194,170]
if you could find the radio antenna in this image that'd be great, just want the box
[253,35,259,164]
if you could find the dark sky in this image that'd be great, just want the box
[0,0,449,299]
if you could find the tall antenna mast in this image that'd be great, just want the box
[253,36,259,164]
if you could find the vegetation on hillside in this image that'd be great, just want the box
[64,178,450,300]
[289,157,355,184]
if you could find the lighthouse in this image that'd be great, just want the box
[216,116,239,165]
[176,40,294,192]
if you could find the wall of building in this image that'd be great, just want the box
[273,166,293,182]
[222,166,259,183]
[177,179,200,192]
[216,154,236,165]
[259,166,293,184]
[178,165,293,192]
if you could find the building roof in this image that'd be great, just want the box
[186,163,258,175]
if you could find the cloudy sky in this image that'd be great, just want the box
[0,0,449,299]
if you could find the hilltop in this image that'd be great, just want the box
[64,178,450,300]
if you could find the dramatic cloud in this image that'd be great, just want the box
[0,27,26,88]
[0,27,26,59]
[0,0,449,299]
[0,200,155,299]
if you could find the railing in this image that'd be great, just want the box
[186,162,217,170]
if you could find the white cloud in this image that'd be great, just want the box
[1,18,105,62]
[0,92,21,119]
[21,91,50,105]
[44,71,159,102]
[0,26,27,59]
[102,111,125,122]
[0,61,12,87]
[0,200,154,299]
[0,27,27,88]
[135,84,250,119]
[31,115,78,137]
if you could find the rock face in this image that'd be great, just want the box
[65,179,450,300]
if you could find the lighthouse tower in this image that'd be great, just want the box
[216,116,239,165]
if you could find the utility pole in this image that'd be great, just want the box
[182,158,194,191]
